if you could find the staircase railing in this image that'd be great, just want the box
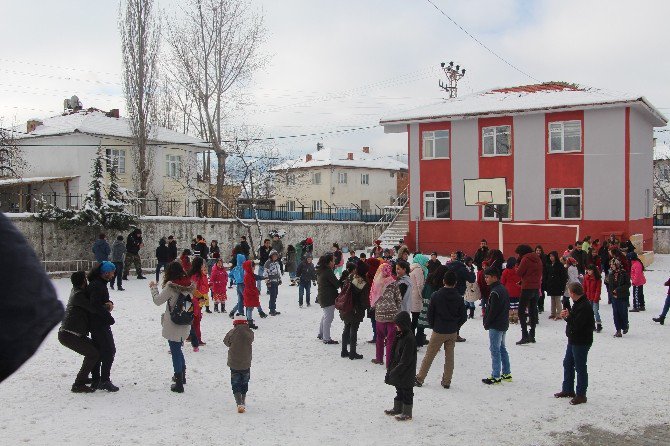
[370,185,408,237]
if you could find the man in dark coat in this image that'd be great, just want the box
[167,235,178,262]
[87,262,119,392]
[0,212,64,383]
[473,239,489,270]
[554,282,595,405]
[340,261,370,360]
[482,267,511,384]
[193,234,209,259]
[92,233,111,263]
[570,244,588,275]
[123,228,145,280]
[384,311,417,421]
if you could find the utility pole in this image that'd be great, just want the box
[439,61,466,98]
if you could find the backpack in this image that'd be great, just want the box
[168,293,194,325]
[464,281,481,303]
[335,281,354,314]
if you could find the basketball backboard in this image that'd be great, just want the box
[463,177,508,206]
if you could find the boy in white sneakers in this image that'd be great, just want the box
[224,315,255,413]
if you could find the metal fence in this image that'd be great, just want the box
[41,258,159,275]
[654,214,670,226]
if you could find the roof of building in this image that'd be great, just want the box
[0,175,79,187]
[13,109,210,148]
[271,146,408,171]
[380,82,667,127]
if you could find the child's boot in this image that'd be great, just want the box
[234,393,245,413]
[384,400,402,416]
[171,373,184,393]
[205,305,212,314]
[469,307,475,319]
[395,404,413,421]
[596,323,602,333]
[214,303,219,313]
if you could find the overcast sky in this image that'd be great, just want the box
[1,0,669,158]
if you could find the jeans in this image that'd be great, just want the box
[519,289,539,339]
[342,321,360,353]
[661,294,670,318]
[113,262,123,288]
[591,302,601,323]
[394,386,413,405]
[246,305,265,321]
[538,290,545,312]
[231,368,251,394]
[289,271,296,281]
[257,266,265,293]
[90,325,116,382]
[375,321,397,366]
[319,305,336,341]
[417,331,457,385]
[189,324,199,348]
[58,331,100,384]
[562,343,590,396]
[268,282,279,312]
[612,298,629,331]
[488,329,511,379]
[168,340,185,373]
[231,283,245,314]
[632,285,645,309]
[155,261,168,282]
[299,281,311,305]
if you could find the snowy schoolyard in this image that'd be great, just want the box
[2,256,670,446]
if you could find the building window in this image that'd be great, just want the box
[106,149,126,174]
[422,130,450,159]
[361,173,369,185]
[361,199,370,211]
[338,172,347,184]
[424,191,451,219]
[482,125,511,156]
[311,172,321,185]
[287,200,295,212]
[312,199,322,212]
[165,154,182,179]
[483,190,512,220]
[549,188,581,219]
[286,173,296,185]
[549,120,582,152]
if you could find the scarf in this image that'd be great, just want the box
[369,262,395,307]
[412,253,429,278]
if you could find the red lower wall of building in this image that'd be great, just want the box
[406,218,652,257]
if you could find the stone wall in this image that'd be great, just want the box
[7,215,380,263]
[654,227,670,254]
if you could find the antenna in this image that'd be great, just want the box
[439,61,466,98]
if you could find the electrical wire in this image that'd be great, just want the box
[425,0,541,82]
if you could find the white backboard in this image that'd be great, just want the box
[463,177,508,206]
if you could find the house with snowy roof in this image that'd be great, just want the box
[270,144,408,215]
[3,106,210,213]
[380,82,667,255]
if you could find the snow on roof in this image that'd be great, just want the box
[271,146,408,172]
[380,82,667,127]
[0,175,79,187]
[14,110,210,148]
[654,144,670,160]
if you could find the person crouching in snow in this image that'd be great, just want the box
[384,311,417,421]
[210,258,228,313]
[243,260,267,329]
[224,315,255,413]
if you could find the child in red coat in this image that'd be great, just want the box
[502,257,521,324]
[583,264,603,333]
[242,260,267,329]
[210,258,229,313]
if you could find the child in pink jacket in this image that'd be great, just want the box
[210,258,229,313]
[628,252,646,311]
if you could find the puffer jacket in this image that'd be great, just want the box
[374,281,402,322]
[630,261,646,286]
[408,264,425,313]
[231,253,247,284]
[224,324,255,370]
[151,281,196,342]
[264,254,282,283]
[545,260,567,296]
[516,253,543,290]
[92,239,111,263]
[583,273,602,303]
[340,274,370,324]
[384,312,417,388]
[60,288,97,337]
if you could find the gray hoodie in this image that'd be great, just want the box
[111,239,126,263]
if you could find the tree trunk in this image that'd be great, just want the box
[214,149,227,215]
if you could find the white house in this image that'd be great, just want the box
[5,107,210,214]
[271,144,408,214]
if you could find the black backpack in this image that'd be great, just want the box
[168,293,194,325]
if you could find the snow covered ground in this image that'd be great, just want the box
[3,256,670,446]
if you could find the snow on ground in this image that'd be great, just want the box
[3,257,670,446]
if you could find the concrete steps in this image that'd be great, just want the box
[378,206,409,249]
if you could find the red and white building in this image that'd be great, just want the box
[380,82,667,255]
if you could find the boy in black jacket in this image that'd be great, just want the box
[384,311,417,421]
[482,267,511,385]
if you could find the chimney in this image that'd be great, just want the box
[362,146,370,153]
[106,109,120,118]
[306,153,313,162]
[347,152,354,160]
[316,142,324,151]
[26,119,43,133]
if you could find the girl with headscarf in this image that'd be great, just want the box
[371,263,402,366]
[608,258,630,338]
[365,257,382,343]
[409,254,429,340]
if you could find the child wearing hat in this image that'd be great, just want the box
[224,315,255,413]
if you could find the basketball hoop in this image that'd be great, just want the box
[475,201,490,207]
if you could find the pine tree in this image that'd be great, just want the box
[105,164,137,230]
[73,147,106,227]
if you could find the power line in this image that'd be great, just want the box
[425,0,541,82]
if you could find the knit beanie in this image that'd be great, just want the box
[233,315,248,325]
[100,261,116,274]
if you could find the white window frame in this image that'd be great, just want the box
[165,154,182,179]
[361,173,369,185]
[106,148,126,174]
[548,120,582,153]
[311,172,321,185]
[482,125,512,156]
[286,200,296,212]
[286,173,296,185]
[549,188,582,220]
[312,199,322,212]
[338,172,347,184]
[422,130,450,159]
[423,191,451,220]
[483,190,512,220]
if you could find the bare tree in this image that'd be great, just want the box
[0,126,26,178]
[166,0,265,201]
[654,159,670,214]
[119,0,161,210]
